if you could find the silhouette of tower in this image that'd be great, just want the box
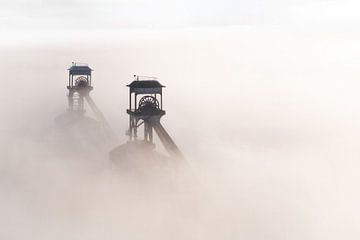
[126,75,182,158]
[67,63,93,113]
[63,62,115,141]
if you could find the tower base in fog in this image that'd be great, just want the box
[110,141,179,178]
[52,112,109,156]
[110,141,173,169]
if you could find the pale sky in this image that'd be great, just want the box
[0,0,359,33]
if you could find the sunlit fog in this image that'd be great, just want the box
[1,0,360,239]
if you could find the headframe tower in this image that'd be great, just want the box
[126,75,182,158]
[65,62,115,141]
[67,63,93,113]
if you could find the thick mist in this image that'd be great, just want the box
[1,29,360,239]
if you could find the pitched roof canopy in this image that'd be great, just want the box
[127,80,165,89]
[68,65,93,75]
[127,80,165,94]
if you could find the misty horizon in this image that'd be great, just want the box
[1,0,360,239]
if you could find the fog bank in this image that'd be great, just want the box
[1,29,360,239]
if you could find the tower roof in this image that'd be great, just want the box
[127,80,165,94]
[68,65,93,75]
[127,80,165,89]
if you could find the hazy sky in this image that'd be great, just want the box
[2,1,360,239]
[1,0,359,34]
